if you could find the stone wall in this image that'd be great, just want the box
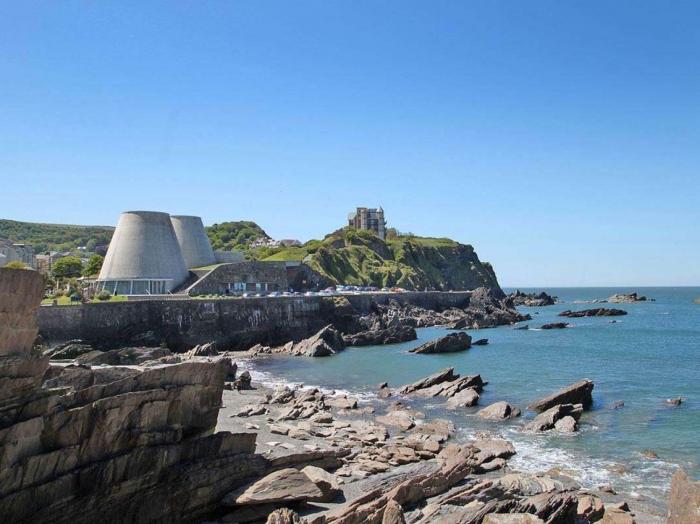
[188,261,288,295]
[37,292,472,351]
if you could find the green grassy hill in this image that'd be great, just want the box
[263,228,501,291]
[0,219,114,253]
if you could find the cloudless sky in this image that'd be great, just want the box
[1,1,698,286]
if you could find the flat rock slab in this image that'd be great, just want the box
[478,401,521,420]
[528,379,594,412]
[224,467,323,506]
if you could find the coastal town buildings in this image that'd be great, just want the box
[0,239,36,268]
[348,207,386,240]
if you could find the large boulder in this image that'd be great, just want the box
[277,325,346,357]
[409,332,471,354]
[528,379,594,412]
[344,325,417,346]
[223,468,324,506]
[524,403,583,432]
[607,292,651,303]
[668,469,700,524]
[301,465,342,502]
[478,401,521,420]
[446,388,480,409]
[399,367,458,394]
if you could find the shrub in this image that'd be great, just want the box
[96,291,112,301]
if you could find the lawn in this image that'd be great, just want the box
[41,295,128,306]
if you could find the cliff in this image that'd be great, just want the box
[268,228,501,291]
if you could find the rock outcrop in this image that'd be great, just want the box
[509,290,557,307]
[0,268,273,523]
[528,379,594,412]
[252,325,346,357]
[524,403,583,432]
[607,292,652,303]
[559,308,627,318]
[409,332,471,354]
[540,322,570,330]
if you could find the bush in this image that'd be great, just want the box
[96,291,112,301]
[4,261,28,269]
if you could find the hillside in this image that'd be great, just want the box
[0,219,114,253]
[264,228,501,291]
[0,218,269,254]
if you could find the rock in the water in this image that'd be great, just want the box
[269,325,346,357]
[224,468,324,506]
[559,308,627,318]
[668,469,700,524]
[508,290,557,307]
[607,292,651,303]
[478,401,521,420]
[344,325,417,346]
[666,397,683,406]
[540,322,570,330]
[409,332,472,354]
[472,338,489,346]
[234,370,253,390]
[553,415,578,433]
[399,367,458,394]
[528,379,594,412]
[513,324,529,330]
[446,388,480,409]
[525,403,583,432]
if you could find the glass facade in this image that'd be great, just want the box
[97,279,169,295]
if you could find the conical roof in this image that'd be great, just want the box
[98,211,189,286]
[170,215,216,268]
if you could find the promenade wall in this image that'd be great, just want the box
[37,292,471,351]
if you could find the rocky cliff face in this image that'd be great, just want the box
[305,230,501,291]
[0,268,266,523]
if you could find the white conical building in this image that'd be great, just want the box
[97,211,189,295]
[170,215,216,269]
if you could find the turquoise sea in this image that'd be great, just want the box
[248,287,700,511]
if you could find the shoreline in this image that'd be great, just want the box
[228,354,668,523]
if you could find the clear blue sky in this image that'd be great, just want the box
[1,1,698,286]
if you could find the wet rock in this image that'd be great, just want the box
[610,400,625,410]
[409,332,471,354]
[668,469,700,524]
[224,468,324,506]
[478,401,521,420]
[554,415,578,433]
[234,370,253,390]
[343,325,417,346]
[666,397,683,406]
[513,324,529,330]
[399,367,458,394]
[540,322,570,330]
[472,338,489,346]
[528,379,594,412]
[559,308,627,318]
[291,325,346,357]
[378,382,392,399]
[525,403,583,432]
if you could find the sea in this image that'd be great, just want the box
[246,287,700,513]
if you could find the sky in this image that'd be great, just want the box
[1,1,698,287]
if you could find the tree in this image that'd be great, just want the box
[83,254,104,277]
[52,256,83,279]
[4,261,27,269]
